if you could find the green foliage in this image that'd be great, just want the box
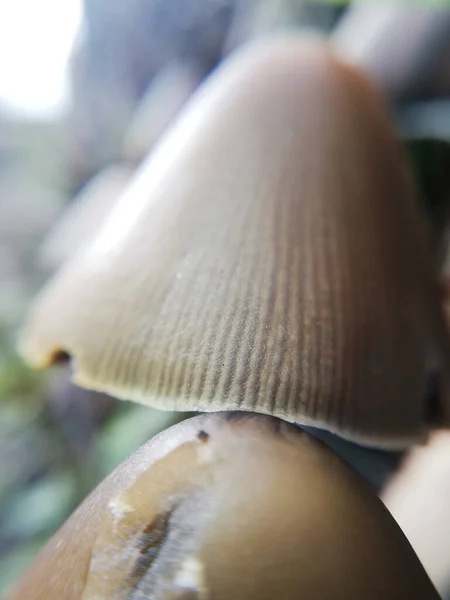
[0,539,47,594]
[1,472,78,540]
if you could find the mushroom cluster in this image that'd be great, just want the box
[8,35,449,599]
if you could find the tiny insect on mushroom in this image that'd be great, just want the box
[4,414,441,600]
[18,35,450,449]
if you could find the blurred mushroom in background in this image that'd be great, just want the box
[122,61,205,165]
[383,432,450,600]
[39,165,133,272]
[66,0,239,187]
[333,4,450,103]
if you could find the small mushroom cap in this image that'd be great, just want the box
[19,36,449,448]
[333,4,450,101]
[40,165,134,271]
[5,414,440,600]
[123,61,203,163]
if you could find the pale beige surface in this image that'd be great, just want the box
[40,165,134,270]
[123,61,203,163]
[5,414,440,600]
[19,36,449,447]
[383,432,450,595]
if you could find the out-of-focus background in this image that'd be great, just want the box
[1,0,450,597]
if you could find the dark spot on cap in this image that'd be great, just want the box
[50,349,71,364]
[197,430,209,442]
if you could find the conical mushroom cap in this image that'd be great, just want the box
[5,414,440,600]
[19,36,449,448]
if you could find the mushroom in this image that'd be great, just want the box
[383,431,450,596]
[18,35,450,449]
[39,165,134,271]
[333,3,450,102]
[123,61,204,164]
[380,282,450,595]
[4,414,441,600]
[333,4,450,102]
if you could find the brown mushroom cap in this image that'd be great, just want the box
[5,414,440,600]
[18,36,449,448]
